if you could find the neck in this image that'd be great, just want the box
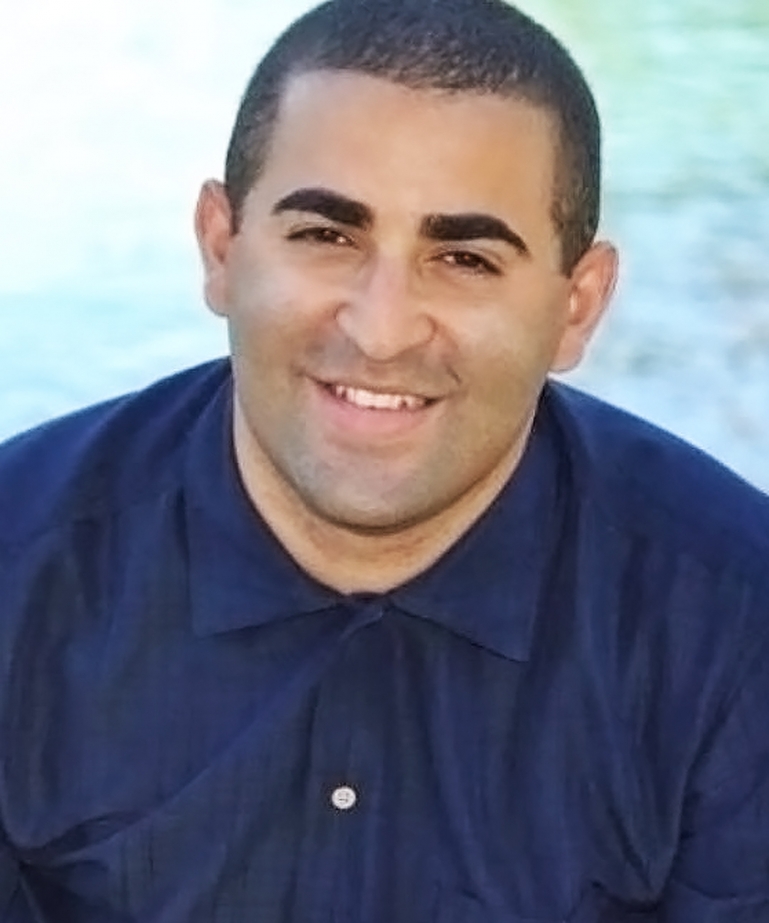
[231,410,529,595]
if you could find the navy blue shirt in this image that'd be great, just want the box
[1,359,768,922]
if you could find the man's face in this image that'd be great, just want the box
[197,71,614,534]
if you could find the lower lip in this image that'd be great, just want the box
[310,380,439,440]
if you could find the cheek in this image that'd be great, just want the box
[226,261,309,342]
[457,296,567,391]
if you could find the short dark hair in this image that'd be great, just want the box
[224,0,601,274]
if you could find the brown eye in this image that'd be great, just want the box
[287,226,352,246]
[441,250,500,275]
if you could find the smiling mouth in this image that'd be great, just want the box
[323,383,433,412]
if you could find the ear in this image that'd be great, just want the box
[550,241,619,373]
[194,179,236,317]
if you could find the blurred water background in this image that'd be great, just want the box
[1,0,767,489]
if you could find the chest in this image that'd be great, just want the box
[6,604,680,922]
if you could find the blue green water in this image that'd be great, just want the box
[1,0,767,488]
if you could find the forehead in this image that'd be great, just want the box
[250,71,559,247]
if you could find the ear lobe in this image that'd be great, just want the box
[194,179,235,317]
[551,241,618,373]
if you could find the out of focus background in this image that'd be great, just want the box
[1,0,767,488]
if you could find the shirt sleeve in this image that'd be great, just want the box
[661,632,769,922]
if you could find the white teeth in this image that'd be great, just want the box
[332,384,426,411]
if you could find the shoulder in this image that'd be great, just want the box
[0,359,231,549]
[544,384,769,751]
[545,381,769,577]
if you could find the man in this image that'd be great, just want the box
[1,0,767,920]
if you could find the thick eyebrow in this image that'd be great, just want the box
[271,187,373,229]
[421,213,530,257]
[271,189,529,257]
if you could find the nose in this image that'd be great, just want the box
[335,255,435,361]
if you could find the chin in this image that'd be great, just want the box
[315,504,423,536]
[302,487,442,536]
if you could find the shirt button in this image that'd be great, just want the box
[330,785,358,811]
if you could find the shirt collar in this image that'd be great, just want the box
[389,407,563,661]
[184,372,341,636]
[183,368,565,662]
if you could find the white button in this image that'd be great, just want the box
[330,785,358,811]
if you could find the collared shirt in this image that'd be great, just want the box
[0,359,768,923]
